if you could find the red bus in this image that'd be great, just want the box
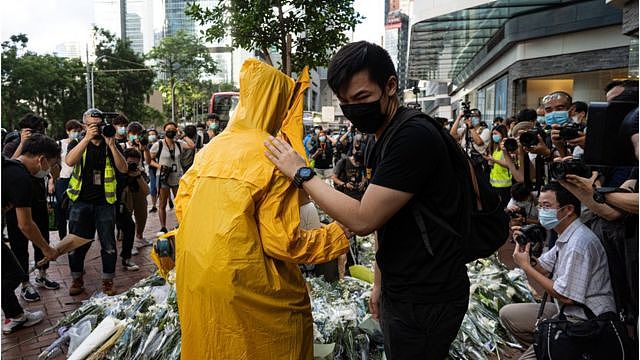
[209,92,239,125]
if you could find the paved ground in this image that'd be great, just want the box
[1,198,177,360]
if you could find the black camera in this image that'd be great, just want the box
[558,123,585,141]
[503,138,518,153]
[549,158,591,180]
[519,128,544,147]
[138,130,149,146]
[461,101,471,118]
[507,207,527,219]
[128,162,139,172]
[86,109,119,138]
[514,224,546,258]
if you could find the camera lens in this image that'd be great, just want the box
[519,131,539,147]
[504,138,518,152]
[102,124,116,138]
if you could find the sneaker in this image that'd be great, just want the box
[102,279,116,296]
[69,277,84,296]
[35,277,60,290]
[131,247,139,256]
[149,206,157,213]
[2,310,44,334]
[160,227,168,233]
[122,259,140,271]
[21,284,40,302]
[168,199,174,209]
[135,237,153,248]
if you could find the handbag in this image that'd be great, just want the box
[533,255,632,359]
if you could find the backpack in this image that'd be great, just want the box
[378,108,509,263]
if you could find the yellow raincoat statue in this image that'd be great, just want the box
[174,59,349,359]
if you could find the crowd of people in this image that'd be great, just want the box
[0,109,221,334]
[1,39,638,360]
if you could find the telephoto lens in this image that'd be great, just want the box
[101,124,116,138]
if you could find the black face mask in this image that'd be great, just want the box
[340,95,387,134]
[165,130,177,139]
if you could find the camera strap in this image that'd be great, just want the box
[535,250,559,324]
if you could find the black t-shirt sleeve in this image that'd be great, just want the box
[2,139,19,158]
[371,120,443,194]
[4,165,32,208]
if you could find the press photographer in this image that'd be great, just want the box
[116,148,150,271]
[500,182,619,360]
[65,108,128,296]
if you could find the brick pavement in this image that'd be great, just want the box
[1,197,177,360]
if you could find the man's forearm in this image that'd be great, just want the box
[302,176,366,233]
[11,142,24,159]
[373,232,381,287]
[66,139,89,166]
[605,192,639,214]
[19,221,50,252]
[110,144,128,173]
[522,263,572,304]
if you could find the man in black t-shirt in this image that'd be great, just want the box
[2,134,60,334]
[265,41,469,359]
[65,109,128,297]
[332,151,366,201]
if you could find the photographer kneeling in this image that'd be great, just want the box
[500,182,615,360]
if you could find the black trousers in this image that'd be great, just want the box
[116,204,135,260]
[380,293,468,360]
[2,242,25,318]
[5,210,49,283]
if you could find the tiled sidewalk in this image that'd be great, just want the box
[1,201,177,360]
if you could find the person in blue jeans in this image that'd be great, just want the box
[65,109,128,296]
[55,120,84,239]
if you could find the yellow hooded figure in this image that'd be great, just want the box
[174,59,349,359]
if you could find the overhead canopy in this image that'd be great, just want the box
[407,0,582,83]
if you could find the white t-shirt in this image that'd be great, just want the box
[58,139,74,179]
[458,126,491,154]
[150,139,187,186]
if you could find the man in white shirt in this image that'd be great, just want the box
[500,182,616,360]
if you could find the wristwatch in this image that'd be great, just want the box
[592,187,628,204]
[293,167,315,188]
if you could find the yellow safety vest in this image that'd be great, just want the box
[66,150,117,204]
[490,148,512,188]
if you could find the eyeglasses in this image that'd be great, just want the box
[537,204,558,210]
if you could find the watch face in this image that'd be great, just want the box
[299,167,313,178]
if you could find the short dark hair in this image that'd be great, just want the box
[123,148,142,160]
[127,121,144,134]
[65,119,83,132]
[511,182,532,202]
[327,41,397,96]
[206,113,220,121]
[163,122,178,130]
[470,108,482,118]
[21,133,59,159]
[517,109,537,123]
[112,113,129,126]
[505,116,517,127]
[196,122,206,129]
[18,113,48,132]
[610,80,639,103]
[147,129,158,135]
[572,101,588,114]
[184,125,197,138]
[541,182,581,216]
[493,117,504,124]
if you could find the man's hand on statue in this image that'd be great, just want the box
[264,136,307,179]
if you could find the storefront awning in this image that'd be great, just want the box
[407,0,583,83]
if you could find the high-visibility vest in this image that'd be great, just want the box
[490,148,512,188]
[66,150,117,204]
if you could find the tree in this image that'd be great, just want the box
[186,0,363,76]
[92,28,155,123]
[1,34,86,136]
[147,30,217,122]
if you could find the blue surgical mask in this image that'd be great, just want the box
[148,135,157,142]
[319,136,326,142]
[536,116,546,125]
[210,123,219,130]
[70,131,80,140]
[128,134,138,142]
[544,111,569,126]
[472,117,480,127]
[492,134,502,143]
[538,208,560,230]
[117,127,127,135]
